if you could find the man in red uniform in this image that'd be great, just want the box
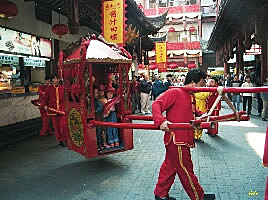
[39,77,53,137]
[206,77,221,136]
[43,74,66,147]
[152,68,215,200]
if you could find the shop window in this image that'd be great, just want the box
[185,0,197,5]
[190,30,198,42]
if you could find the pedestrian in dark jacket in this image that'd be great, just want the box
[152,75,165,100]
[140,75,152,114]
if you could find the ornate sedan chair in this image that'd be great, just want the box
[59,35,133,158]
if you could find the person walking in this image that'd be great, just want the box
[261,78,268,121]
[152,68,215,200]
[231,74,242,111]
[241,76,254,115]
[42,74,66,147]
[152,75,165,100]
[130,76,141,114]
[206,77,221,136]
[140,74,152,114]
[39,77,53,137]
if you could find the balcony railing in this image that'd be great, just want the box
[167,41,201,50]
[143,4,200,16]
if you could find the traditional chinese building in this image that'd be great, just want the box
[139,0,212,73]
[208,0,268,83]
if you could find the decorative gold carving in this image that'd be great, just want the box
[125,24,139,45]
[68,108,84,146]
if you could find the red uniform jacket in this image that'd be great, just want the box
[42,84,65,115]
[38,84,48,113]
[207,90,221,111]
[152,88,196,148]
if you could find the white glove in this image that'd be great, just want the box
[160,120,173,132]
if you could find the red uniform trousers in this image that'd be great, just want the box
[207,109,219,135]
[40,109,52,136]
[51,115,66,142]
[154,142,204,200]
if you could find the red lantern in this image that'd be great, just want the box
[138,64,144,69]
[188,63,196,69]
[169,63,177,69]
[0,0,18,19]
[168,27,175,32]
[149,64,157,70]
[52,23,69,38]
[189,26,196,32]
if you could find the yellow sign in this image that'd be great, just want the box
[103,0,124,45]
[29,87,39,93]
[12,87,25,94]
[155,42,167,63]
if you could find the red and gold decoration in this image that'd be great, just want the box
[189,26,196,32]
[52,24,68,38]
[52,12,69,38]
[149,63,157,70]
[155,42,167,72]
[125,24,139,45]
[102,0,126,46]
[168,27,175,32]
[68,108,84,147]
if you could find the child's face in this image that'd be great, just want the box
[94,89,98,97]
[98,90,104,97]
[107,92,113,99]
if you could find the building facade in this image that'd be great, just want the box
[137,0,216,74]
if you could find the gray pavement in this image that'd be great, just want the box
[0,101,267,200]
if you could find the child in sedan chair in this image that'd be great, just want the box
[104,85,120,147]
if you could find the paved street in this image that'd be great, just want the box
[0,101,267,200]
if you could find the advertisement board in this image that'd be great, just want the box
[0,27,52,58]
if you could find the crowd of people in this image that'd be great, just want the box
[130,74,186,114]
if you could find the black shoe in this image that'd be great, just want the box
[195,138,204,143]
[155,195,176,200]
[58,141,65,148]
[203,194,216,200]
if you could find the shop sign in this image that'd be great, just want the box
[12,86,25,94]
[155,42,167,65]
[245,44,261,55]
[0,55,19,65]
[23,58,46,67]
[29,87,38,93]
[0,27,52,58]
[103,0,125,46]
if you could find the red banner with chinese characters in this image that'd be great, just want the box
[102,0,126,46]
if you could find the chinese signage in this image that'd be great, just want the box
[0,55,46,67]
[12,86,25,94]
[0,55,19,65]
[0,27,52,58]
[155,42,167,63]
[245,44,261,55]
[103,0,125,45]
[24,58,46,67]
